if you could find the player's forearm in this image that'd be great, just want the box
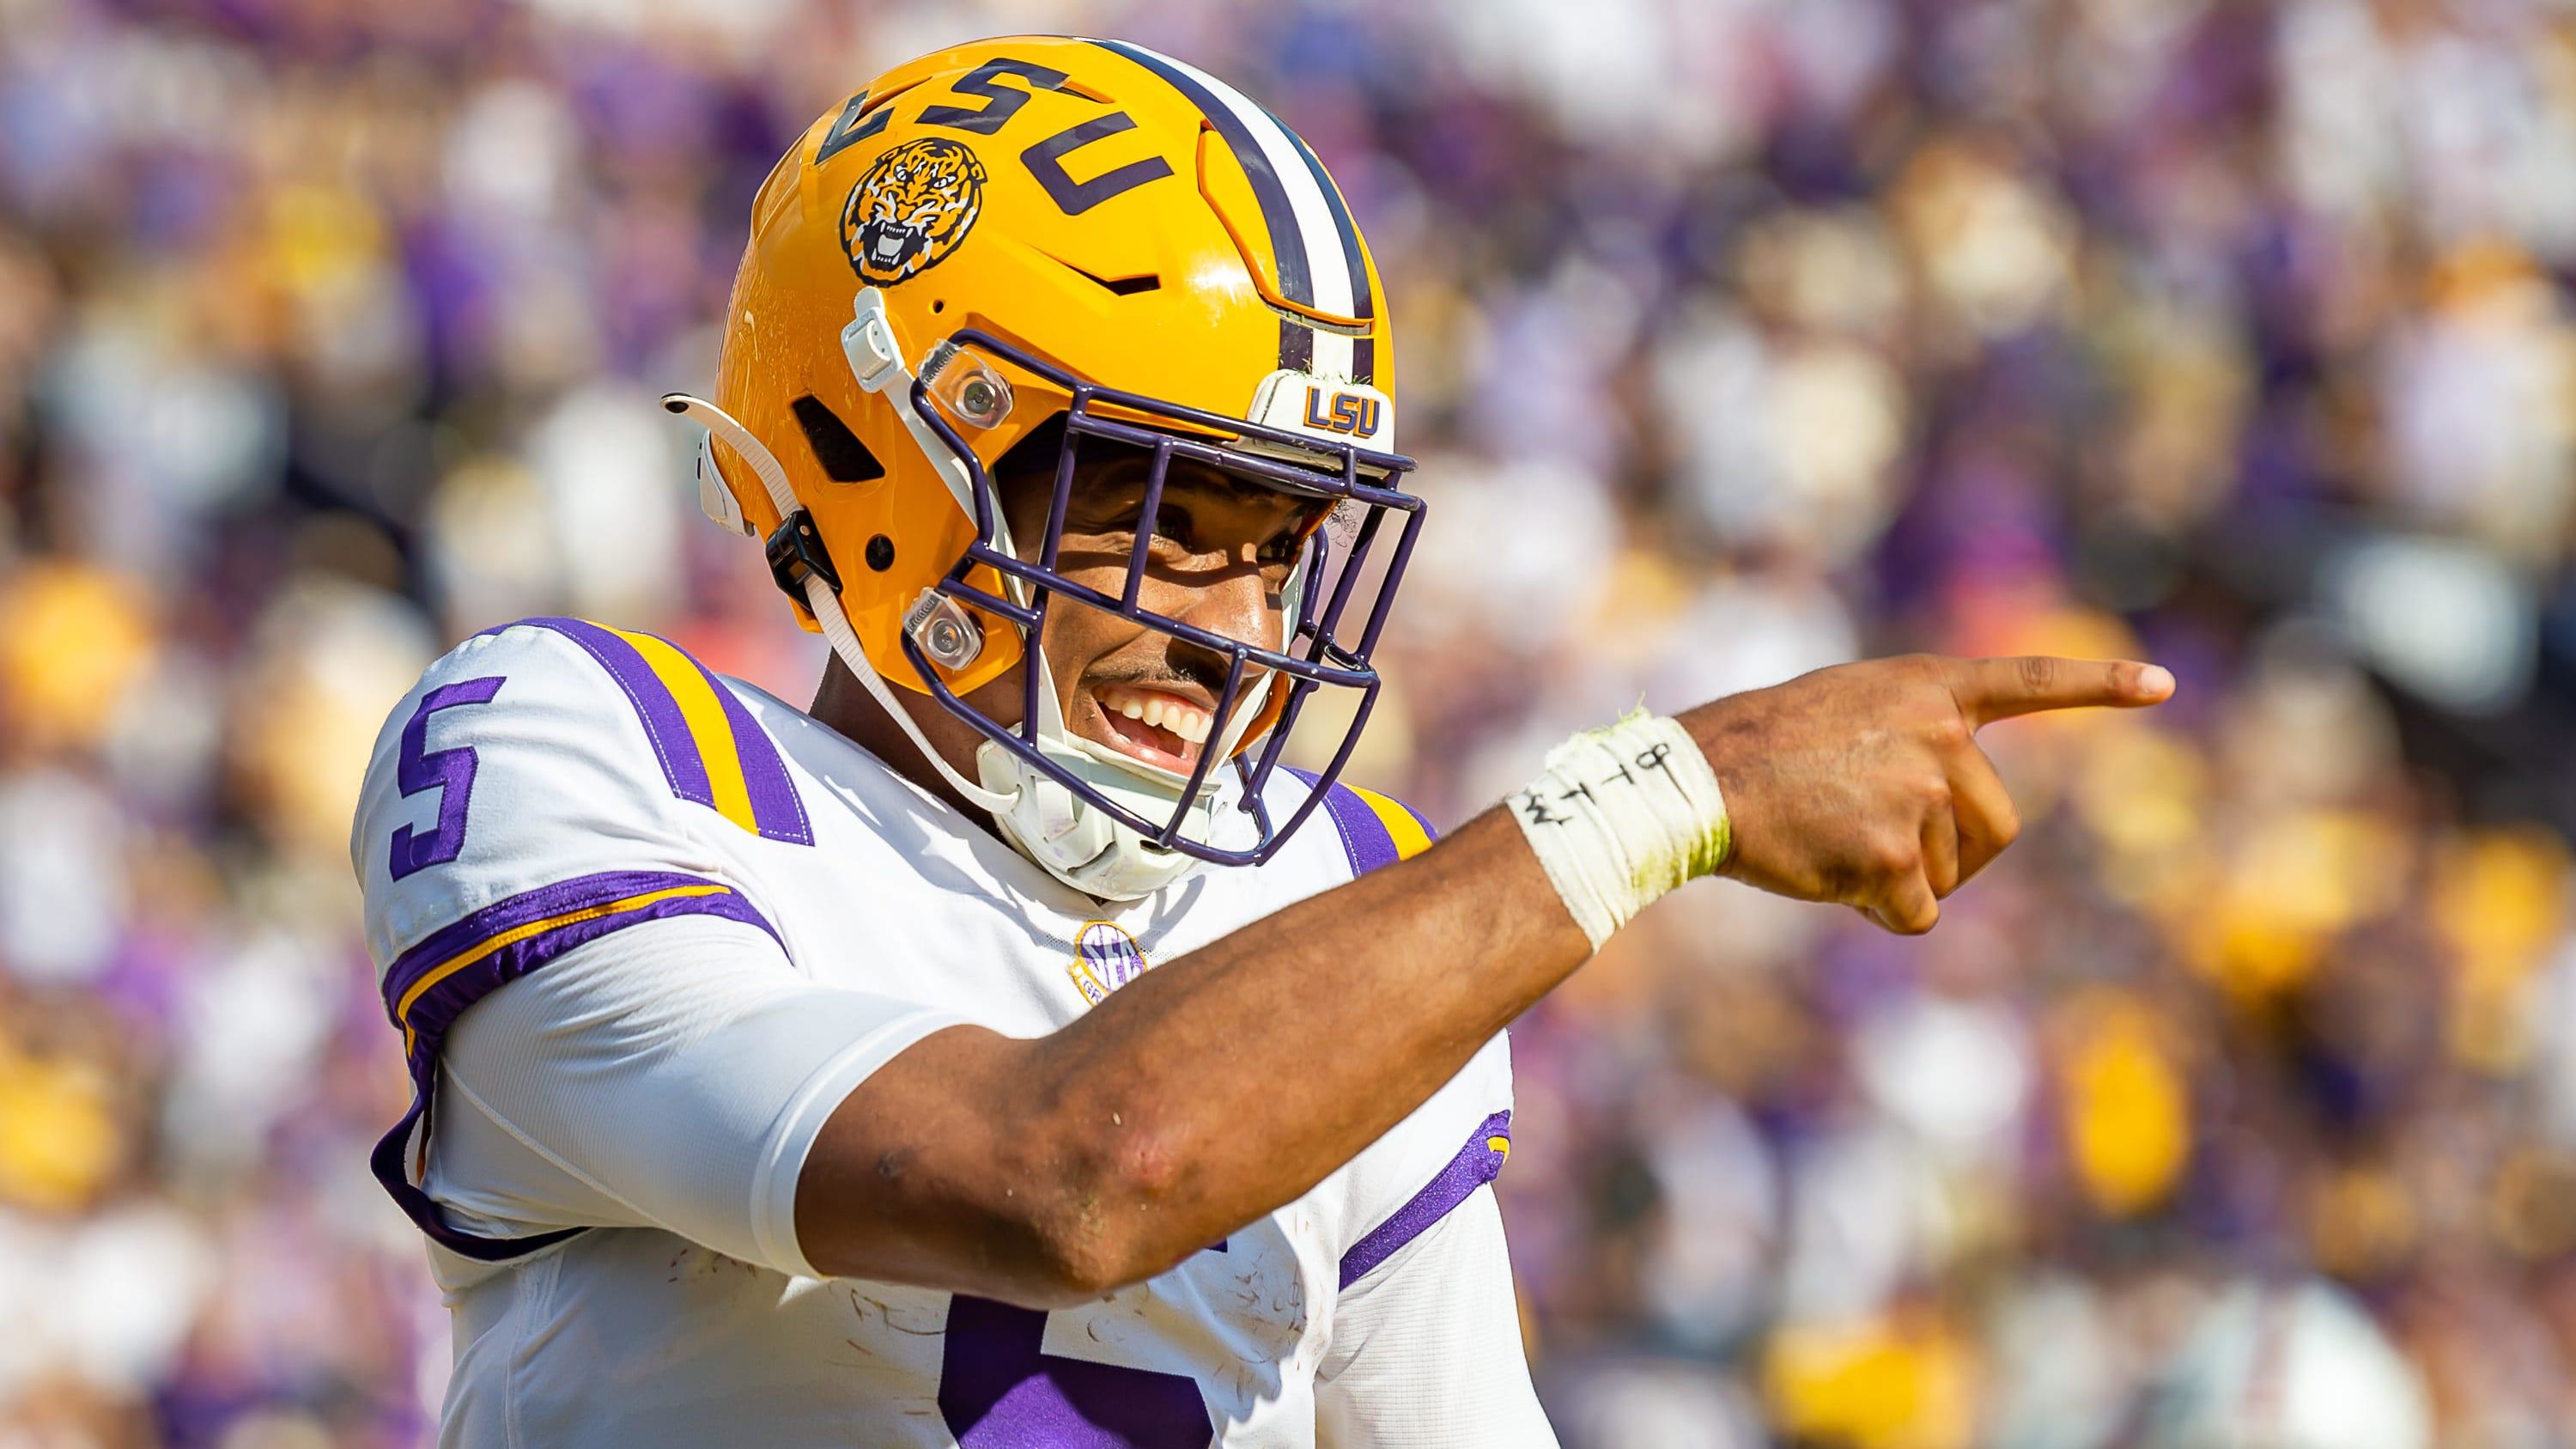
[798,808,1582,1301]
[1012,808,1583,1282]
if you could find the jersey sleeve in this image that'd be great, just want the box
[1314,1031,1543,1446]
[349,618,957,1271]
[1316,1187,1558,1448]
[1273,770,1517,1288]
[424,912,952,1277]
[1325,1031,1516,1292]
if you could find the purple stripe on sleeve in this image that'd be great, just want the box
[370,1101,586,1263]
[1283,767,1399,877]
[507,617,713,808]
[386,873,779,1067]
[1339,1110,1512,1290]
[370,868,781,1262]
[377,868,767,1025]
[701,662,815,846]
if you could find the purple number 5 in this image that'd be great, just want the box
[388,677,505,881]
[939,1294,1212,1447]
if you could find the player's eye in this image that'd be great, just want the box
[1065,489,1173,540]
[1093,501,1192,553]
[1256,527,1303,572]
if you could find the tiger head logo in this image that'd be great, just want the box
[841,137,988,286]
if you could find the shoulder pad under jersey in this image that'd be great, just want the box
[350,618,811,977]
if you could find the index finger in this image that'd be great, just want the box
[1944,655,2176,729]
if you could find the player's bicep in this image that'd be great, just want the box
[1317,1185,1556,1448]
[787,1019,1083,1300]
[431,913,959,1275]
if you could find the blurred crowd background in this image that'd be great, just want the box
[9,0,2576,1444]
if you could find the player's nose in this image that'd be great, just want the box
[1150,567,1280,721]
[1161,563,1278,660]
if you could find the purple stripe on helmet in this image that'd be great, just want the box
[371,868,780,1262]
[499,617,713,808]
[1091,40,1315,371]
[1339,1110,1513,1290]
[1284,767,1398,877]
[699,661,814,846]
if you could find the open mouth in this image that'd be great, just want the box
[1089,683,1216,773]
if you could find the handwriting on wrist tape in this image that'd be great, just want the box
[1511,741,1680,827]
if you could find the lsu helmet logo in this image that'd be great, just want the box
[841,137,987,285]
[1247,369,1397,451]
[1303,386,1382,438]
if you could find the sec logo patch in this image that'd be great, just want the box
[1066,921,1151,1006]
[841,137,987,285]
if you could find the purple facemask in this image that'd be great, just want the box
[876,328,1425,868]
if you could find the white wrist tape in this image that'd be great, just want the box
[1510,712,1730,950]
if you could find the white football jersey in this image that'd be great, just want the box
[350,618,1525,1449]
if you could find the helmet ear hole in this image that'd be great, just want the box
[791,395,886,483]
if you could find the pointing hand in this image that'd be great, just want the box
[1680,654,2176,934]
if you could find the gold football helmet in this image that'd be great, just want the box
[663,36,1421,898]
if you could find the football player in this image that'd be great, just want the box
[353,35,2174,1448]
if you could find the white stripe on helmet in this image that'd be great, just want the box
[1133,47,1361,381]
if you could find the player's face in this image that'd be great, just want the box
[994,447,1328,775]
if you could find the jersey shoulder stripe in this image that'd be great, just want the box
[1339,1109,1512,1289]
[1284,768,1436,876]
[488,618,811,845]
[369,868,778,1262]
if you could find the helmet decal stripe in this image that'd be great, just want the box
[1277,121,1376,384]
[1235,98,1357,383]
[1091,40,1334,373]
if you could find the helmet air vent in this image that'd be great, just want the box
[790,394,885,483]
[1044,253,1162,296]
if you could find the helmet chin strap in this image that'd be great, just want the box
[659,392,1019,817]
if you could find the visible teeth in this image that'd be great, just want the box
[1099,688,1216,752]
